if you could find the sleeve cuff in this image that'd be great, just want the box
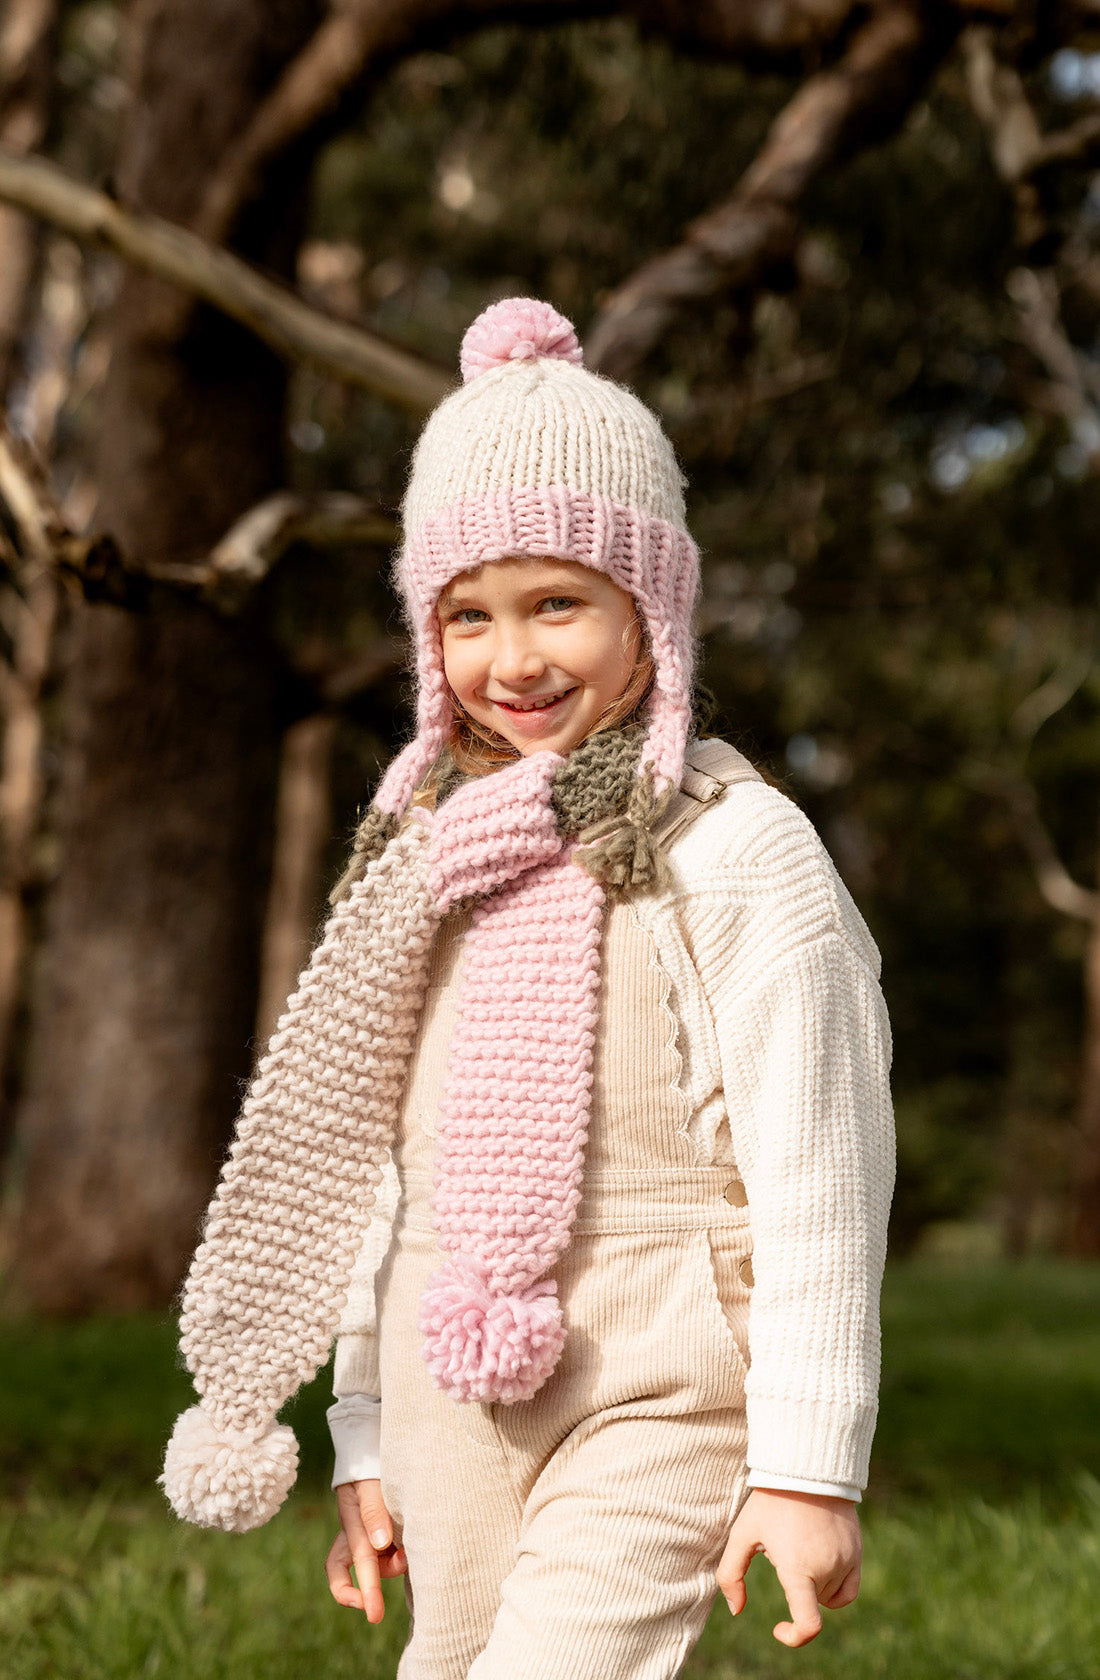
[746,1393,876,1492]
[327,1394,382,1488]
[747,1468,861,1503]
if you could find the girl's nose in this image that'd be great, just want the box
[490,630,544,686]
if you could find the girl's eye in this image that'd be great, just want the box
[448,607,488,625]
[541,596,576,613]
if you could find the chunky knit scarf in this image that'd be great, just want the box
[161,725,669,1532]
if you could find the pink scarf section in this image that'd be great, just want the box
[417,750,605,1403]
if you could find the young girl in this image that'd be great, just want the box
[162,297,895,1678]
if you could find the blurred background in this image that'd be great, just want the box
[0,1,1098,1676]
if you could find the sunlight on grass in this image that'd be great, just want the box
[2,1259,1099,1678]
[3,1478,1098,1680]
[0,1493,409,1680]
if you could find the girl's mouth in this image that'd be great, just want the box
[489,687,578,731]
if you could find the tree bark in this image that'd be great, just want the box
[1069,850,1100,1256]
[7,0,325,1311]
[253,710,337,1057]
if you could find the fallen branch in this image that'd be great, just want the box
[0,146,450,413]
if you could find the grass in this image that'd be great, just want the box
[2,1258,1099,1679]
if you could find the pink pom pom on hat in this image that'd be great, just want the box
[373,296,700,820]
[460,297,584,382]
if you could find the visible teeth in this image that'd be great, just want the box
[502,692,567,712]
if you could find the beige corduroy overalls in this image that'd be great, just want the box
[374,872,756,1680]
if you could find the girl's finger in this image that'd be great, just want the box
[822,1560,861,1609]
[355,1482,393,1552]
[378,1543,408,1579]
[351,1542,386,1622]
[773,1569,823,1647]
[325,1532,362,1610]
[716,1536,764,1616]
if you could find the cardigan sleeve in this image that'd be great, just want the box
[330,1152,400,1401]
[327,1155,398,1485]
[701,921,895,1490]
[664,777,896,1492]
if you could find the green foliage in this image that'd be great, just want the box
[874,1259,1100,1503]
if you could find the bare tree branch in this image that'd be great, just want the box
[0,146,450,412]
[1007,265,1100,436]
[961,25,1044,183]
[199,491,398,613]
[0,0,58,393]
[1032,110,1100,173]
[586,1,951,378]
[992,769,1100,923]
[968,646,1100,924]
[0,415,60,1080]
[0,421,399,615]
[0,417,149,605]
[962,30,1100,454]
[182,0,880,307]
[194,0,419,254]
[0,417,59,567]
[1010,646,1095,745]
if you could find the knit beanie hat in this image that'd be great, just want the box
[336,295,700,889]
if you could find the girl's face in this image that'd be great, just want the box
[437,555,642,758]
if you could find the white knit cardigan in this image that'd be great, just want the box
[328,739,896,1495]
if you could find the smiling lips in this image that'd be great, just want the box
[488,687,578,729]
[491,688,575,712]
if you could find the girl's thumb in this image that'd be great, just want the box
[355,1482,391,1549]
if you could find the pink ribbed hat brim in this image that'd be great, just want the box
[374,488,698,817]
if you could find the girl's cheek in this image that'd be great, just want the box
[441,638,478,697]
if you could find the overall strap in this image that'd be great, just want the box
[652,738,764,850]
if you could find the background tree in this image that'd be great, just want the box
[2,0,1100,1310]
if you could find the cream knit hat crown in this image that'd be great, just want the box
[372,296,700,821]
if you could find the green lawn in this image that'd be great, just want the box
[2,1259,1099,1679]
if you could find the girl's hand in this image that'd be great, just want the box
[717,1488,861,1647]
[326,1479,407,1622]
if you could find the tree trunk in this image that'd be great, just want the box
[253,710,336,1058]
[1069,869,1100,1256]
[7,0,324,1311]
